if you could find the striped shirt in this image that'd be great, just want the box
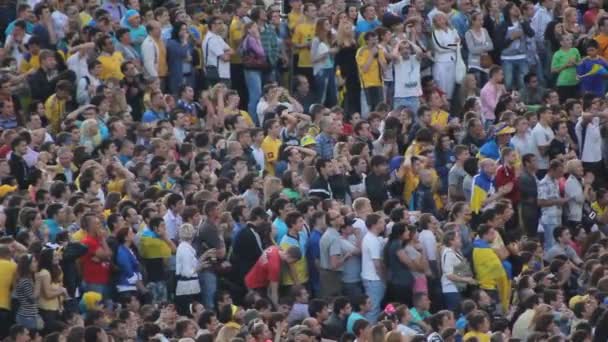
[15,278,38,318]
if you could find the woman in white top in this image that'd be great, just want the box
[465,11,494,86]
[441,229,477,312]
[175,223,204,316]
[311,18,338,107]
[431,12,460,100]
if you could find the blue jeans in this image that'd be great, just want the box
[543,222,559,250]
[314,68,337,107]
[244,69,262,126]
[199,270,217,310]
[394,97,420,113]
[501,58,529,91]
[363,279,386,323]
[443,292,462,312]
[16,315,39,331]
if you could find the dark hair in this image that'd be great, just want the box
[308,299,327,318]
[285,211,303,229]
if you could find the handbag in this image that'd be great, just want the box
[480,53,494,69]
[204,37,220,81]
[443,249,474,291]
[455,43,466,84]
[241,36,270,70]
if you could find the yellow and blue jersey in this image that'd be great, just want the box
[470,172,495,214]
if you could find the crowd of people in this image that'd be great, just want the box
[3,0,608,340]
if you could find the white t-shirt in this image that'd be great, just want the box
[419,229,437,261]
[510,132,536,157]
[361,232,384,281]
[393,55,422,98]
[202,31,230,79]
[353,217,368,239]
[5,33,30,66]
[576,116,602,163]
[531,122,554,170]
[52,10,68,40]
[440,247,460,293]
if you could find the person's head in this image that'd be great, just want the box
[477,224,497,243]
[365,213,384,235]
[285,211,305,233]
[280,245,302,264]
[489,66,504,83]
[145,20,161,38]
[553,225,572,245]
[468,310,491,333]
[308,299,329,322]
[560,33,573,49]
[479,158,497,177]
[370,155,388,176]
[363,31,378,47]
[304,2,317,18]
[84,325,108,342]
[548,159,564,179]
[586,38,600,57]
[413,292,431,311]
[429,310,455,332]
[10,325,30,342]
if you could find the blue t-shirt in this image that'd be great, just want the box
[577,57,608,97]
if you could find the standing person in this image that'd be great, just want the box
[319,210,346,298]
[479,66,506,130]
[241,22,266,125]
[531,0,554,85]
[365,155,390,211]
[245,245,302,308]
[431,12,460,100]
[279,211,309,290]
[384,223,415,306]
[472,224,510,313]
[80,213,112,302]
[531,106,554,179]
[14,254,41,331]
[465,11,494,86]
[576,98,604,185]
[0,245,16,339]
[335,19,361,116]
[538,159,567,249]
[361,213,386,324]
[448,145,471,204]
[202,17,233,88]
[441,230,477,312]
[175,223,202,316]
[518,154,540,239]
[141,21,168,89]
[37,248,67,330]
[166,21,195,95]
[356,31,387,115]
[292,3,317,84]
[392,39,423,113]
[197,201,226,310]
[311,18,338,107]
[564,159,591,228]
[495,3,534,91]
[551,34,580,102]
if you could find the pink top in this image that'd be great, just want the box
[480,81,502,122]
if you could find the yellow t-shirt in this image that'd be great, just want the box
[292,21,316,67]
[280,237,308,285]
[261,136,282,175]
[98,51,124,80]
[71,229,86,242]
[44,94,66,134]
[229,18,245,63]
[0,259,16,310]
[356,47,386,88]
[431,109,449,130]
[463,331,491,342]
[288,11,302,31]
[37,269,62,311]
[592,201,606,216]
[20,53,40,73]
[226,109,254,127]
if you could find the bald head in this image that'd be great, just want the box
[146,20,161,38]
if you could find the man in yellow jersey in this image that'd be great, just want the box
[0,245,16,337]
[96,34,124,81]
[261,118,282,175]
[229,3,249,105]
[287,0,303,32]
[356,31,387,113]
[292,3,317,83]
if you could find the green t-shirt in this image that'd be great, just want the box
[552,48,581,86]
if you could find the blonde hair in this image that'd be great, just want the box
[178,223,196,241]
[336,20,355,47]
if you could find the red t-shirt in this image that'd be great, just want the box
[495,164,520,205]
[245,246,281,289]
[81,235,111,285]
